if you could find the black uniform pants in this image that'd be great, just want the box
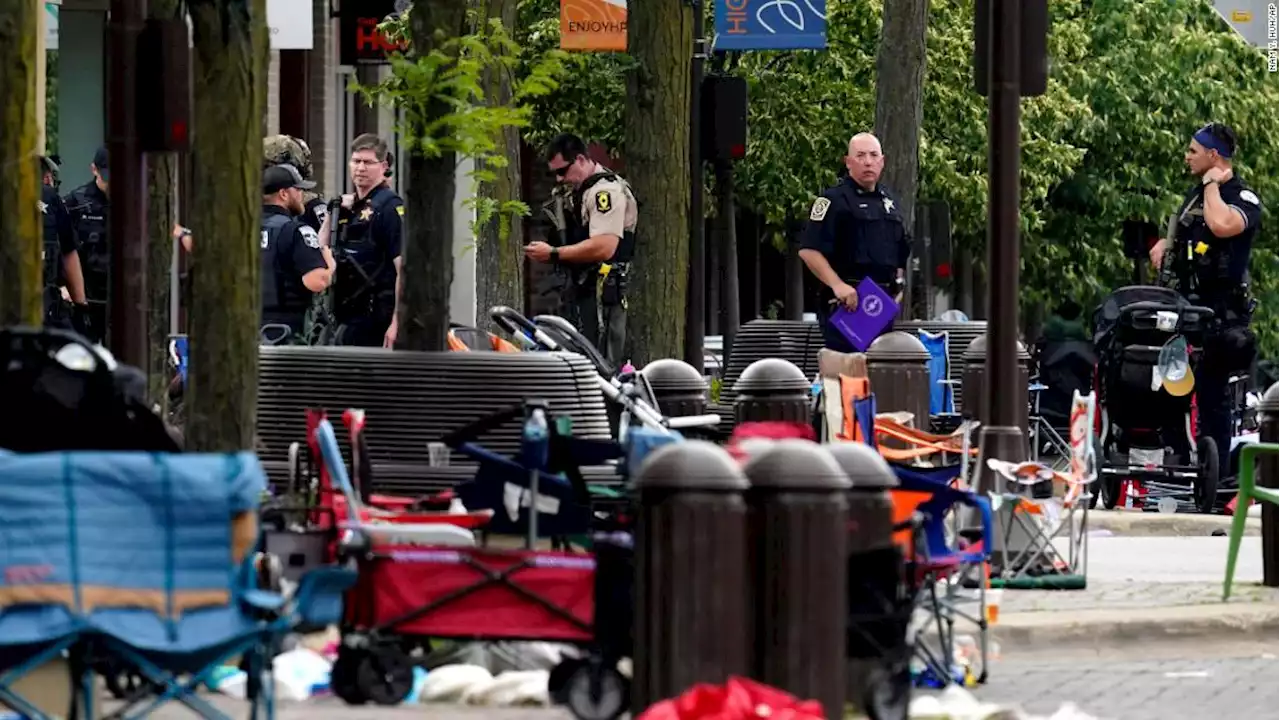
[1196,334,1245,468]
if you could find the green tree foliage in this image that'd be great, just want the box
[517,0,1277,357]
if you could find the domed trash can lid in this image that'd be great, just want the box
[743,439,852,491]
[866,331,931,362]
[827,442,899,489]
[1261,382,1280,415]
[963,334,1030,361]
[732,358,811,394]
[641,358,709,392]
[633,440,749,491]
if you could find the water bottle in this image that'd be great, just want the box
[521,406,550,469]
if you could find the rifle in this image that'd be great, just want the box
[1155,211,1180,288]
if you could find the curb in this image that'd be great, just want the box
[1089,510,1261,537]
[991,602,1279,651]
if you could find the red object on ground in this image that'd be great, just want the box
[636,676,825,720]
[725,422,817,463]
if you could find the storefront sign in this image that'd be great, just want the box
[268,0,314,50]
[339,0,408,65]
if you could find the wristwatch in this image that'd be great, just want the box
[550,247,560,264]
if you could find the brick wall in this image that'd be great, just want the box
[308,0,335,198]
[266,50,280,137]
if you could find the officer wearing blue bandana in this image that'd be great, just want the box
[1150,122,1261,473]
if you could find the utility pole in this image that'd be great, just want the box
[974,0,1027,492]
[683,0,706,373]
[107,0,149,370]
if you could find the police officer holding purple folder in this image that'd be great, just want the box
[799,132,911,352]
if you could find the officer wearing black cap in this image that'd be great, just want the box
[318,133,404,348]
[261,164,335,341]
[799,132,911,352]
[64,145,111,344]
[1150,122,1261,468]
[38,155,89,333]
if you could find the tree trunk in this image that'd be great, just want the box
[474,0,523,329]
[623,0,692,367]
[146,0,181,412]
[873,0,928,309]
[0,0,43,327]
[185,0,268,451]
[400,0,468,352]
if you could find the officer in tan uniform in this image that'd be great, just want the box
[526,133,638,370]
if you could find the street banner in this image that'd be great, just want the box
[713,0,827,51]
[560,0,627,52]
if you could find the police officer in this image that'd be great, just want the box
[261,165,335,341]
[1149,122,1260,469]
[64,146,111,344]
[799,132,910,353]
[525,133,638,370]
[263,134,328,232]
[319,134,404,348]
[38,155,89,333]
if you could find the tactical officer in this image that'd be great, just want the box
[64,146,111,345]
[525,133,638,369]
[263,134,328,233]
[319,134,404,348]
[261,165,335,340]
[799,132,911,353]
[38,155,89,333]
[1149,123,1261,466]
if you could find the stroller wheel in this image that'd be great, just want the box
[1098,475,1122,509]
[565,658,629,720]
[331,646,369,705]
[356,644,416,706]
[1195,436,1220,514]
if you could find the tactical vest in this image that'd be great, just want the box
[260,210,293,316]
[66,184,110,301]
[333,186,399,320]
[41,191,62,288]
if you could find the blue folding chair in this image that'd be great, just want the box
[0,450,355,720]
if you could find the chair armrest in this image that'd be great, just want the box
[291,567,358,627]
[956,493,994,563]
[241,588,288,615]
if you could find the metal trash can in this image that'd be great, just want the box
[827,442,911,718]
[743,440,850,719]
[866,331,933,430]
[641,359,709,419]
[961,334,1031,431]
[733,358,811,424]
[631,441,751,713]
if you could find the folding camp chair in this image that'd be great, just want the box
[0,450,355,720]
[984,391,1095,589]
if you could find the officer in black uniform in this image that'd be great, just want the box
[38,155,89,333]
[319,134,404,348]
[526,133,638,369]
[1149,123,1260,468]
[64,146,111,345]
[799,132,911,352]
[261,165,335,341]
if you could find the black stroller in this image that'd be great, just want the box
[1092,286,1218,512]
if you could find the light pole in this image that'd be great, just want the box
[974,0,1028,493]
[684,0,706,374]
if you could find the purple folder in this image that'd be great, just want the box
[828,277,900,351]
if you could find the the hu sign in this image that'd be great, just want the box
[560,0,626,52]
[339,0,408,65]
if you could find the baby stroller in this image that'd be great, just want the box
[1092,286,1218,512]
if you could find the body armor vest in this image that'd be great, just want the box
[333,186,398,321]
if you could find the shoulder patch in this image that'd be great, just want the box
[260,231,270,249]
[299,225,321,249]
[1239,190,1260,205]
[312,204,328,225]
[810,197,831,221]
[595,191,613,214]
[396,205,405,217]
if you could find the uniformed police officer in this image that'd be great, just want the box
[799,132,911,353]
[263,134,328,233]
[1149,123,1261,467]
[525,133,638,370]
[261,165,335,341]
[318,134,404,348]
[65,145,111,344]
[38,155,89,333]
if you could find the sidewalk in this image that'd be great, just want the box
[993,535,1278,651]
[1088,507,1263,537]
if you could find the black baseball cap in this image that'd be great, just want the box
[263,164,316,194]
[93,146,109,180]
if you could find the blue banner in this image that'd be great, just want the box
[713,0,827,51]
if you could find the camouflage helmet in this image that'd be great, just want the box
[262,135,313,180]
